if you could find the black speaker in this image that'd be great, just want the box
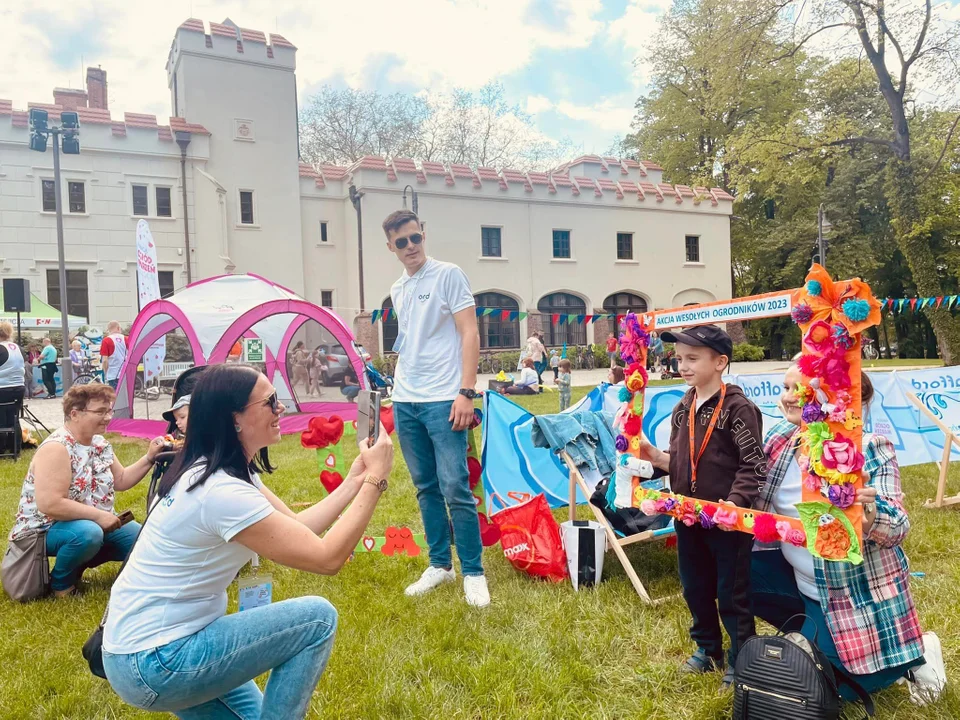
[3,279,31,313]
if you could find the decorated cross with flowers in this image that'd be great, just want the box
[790,263,881,562]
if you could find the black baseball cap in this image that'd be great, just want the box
[660,325,733,359]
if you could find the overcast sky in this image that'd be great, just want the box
[1,0,957,159]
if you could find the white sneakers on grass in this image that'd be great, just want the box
[404,566,491,608]
[907,631,947,706]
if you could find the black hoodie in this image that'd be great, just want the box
[662,383,766,508]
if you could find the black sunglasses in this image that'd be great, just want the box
[394,233,423,250]
[244,391,280,414]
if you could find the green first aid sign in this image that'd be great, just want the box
[242,338,264,363]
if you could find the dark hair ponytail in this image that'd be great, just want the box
[158,364,275,498]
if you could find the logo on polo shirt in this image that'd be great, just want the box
[418,293,431,303]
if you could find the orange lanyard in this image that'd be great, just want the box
[689,384,726,493]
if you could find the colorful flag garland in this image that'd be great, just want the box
[371,307,620,324]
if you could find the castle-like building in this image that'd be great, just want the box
[0,18,734,355]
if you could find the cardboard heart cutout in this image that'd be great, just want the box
[362,536,376,552]
[320,470,343,493]
[467,456,482,489]
[325,453,336,468]
[300,415,345,449]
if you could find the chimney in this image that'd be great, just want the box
[86,67,108,110]
[53,88,88,110]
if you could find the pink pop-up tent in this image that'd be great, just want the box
[109,274,367,438]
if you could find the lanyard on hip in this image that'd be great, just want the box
[688,384,726,493]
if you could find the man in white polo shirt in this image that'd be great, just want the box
[383,209,489,608]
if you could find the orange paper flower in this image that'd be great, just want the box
[814,515,851,559]
[791,264,881,335]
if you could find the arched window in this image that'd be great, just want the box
[538,292,586,347]
[602,292,648,318]
[475,292,520,349]
[381,298,398,353]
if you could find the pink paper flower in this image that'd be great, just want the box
[820,434,865,475]
[713,507,739,529]
[803,320,838,356]
[818,355,852,390]
[753,513,780,543]
[639,499,657,516]
[802,470,823,492]
[785,528,807,547]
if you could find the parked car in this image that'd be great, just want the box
[320,342,371,385]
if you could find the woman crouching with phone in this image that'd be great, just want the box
[101,364,393,719]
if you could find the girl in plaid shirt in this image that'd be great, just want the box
[751,367,940,701]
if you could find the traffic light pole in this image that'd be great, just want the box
[51,130,73,393]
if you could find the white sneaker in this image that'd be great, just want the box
[908,631,946,706]
[404,566,456,597]
[463,575,491,608]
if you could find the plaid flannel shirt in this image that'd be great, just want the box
[756,420,924,675]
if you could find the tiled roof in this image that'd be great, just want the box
[112,123,127,138]
[643,160,664,171]
[501,168,531,192]
[76,107,112,125]
[27,102,63,112]
[597,178,622,199]
[391,157,418,174]
[575,177,603,197]
[319,164,348,181]
[179,18,205,33]
[269,33,296,49]
[158,126,174,142]
[240,28,266,44]
[169,116,211,135]
[348,156,388,172]
[299,162,319,178]
[124,113,159,129]
[420,161,447,177]
[0,99,12,115]
[209,22,236,38]
[11,111,27,128]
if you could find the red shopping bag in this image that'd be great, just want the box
[492,493,568,583]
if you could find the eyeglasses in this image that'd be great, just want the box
[84,407,114,417]
[244,391,280,414]
[394,233,423,250]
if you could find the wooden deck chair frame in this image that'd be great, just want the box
[561,450,676,604]
[903,388,960,509]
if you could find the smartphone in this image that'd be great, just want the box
[116,509,135,526]
[357,390,381,446]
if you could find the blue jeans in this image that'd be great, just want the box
[394,401,484,576]
[45,519,140,592]
[103,596,338,719]
[751,549,922,700]
[107,378,119,390]
[341,385,360,401]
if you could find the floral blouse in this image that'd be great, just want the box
[9,427,116,541]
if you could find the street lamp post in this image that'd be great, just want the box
[816,203,832,269]
[29,108,80,393]
[402,185,418,215]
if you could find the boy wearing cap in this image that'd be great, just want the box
[642,324,766,690]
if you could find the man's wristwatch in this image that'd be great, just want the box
[362,474,388,493]
[458,388,478,400]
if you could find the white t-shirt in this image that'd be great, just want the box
[102,333,127,382]
[390,258,475,403]
[0,341,24,388]
[773,458,819,599]
[103,465,274,654]
[516,367,539,388]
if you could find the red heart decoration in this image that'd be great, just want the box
[362,536,376,551]
[478,514,500,547]
[467,456,482,489]
[320,470,343,493]
[378,405,395,435]
[301,415,345,448]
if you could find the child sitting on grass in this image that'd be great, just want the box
[555,359,572,411]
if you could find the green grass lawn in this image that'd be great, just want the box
[863,358,944,369]
[2,387,959,719]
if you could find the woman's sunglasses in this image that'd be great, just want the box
[244,391,280,414]
[394,233,423,250]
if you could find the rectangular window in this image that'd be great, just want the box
[481,226,502,257]
[239,190,255,225]
[158,271,175,299]
[617,232,633,260]
[46,268,89,320]
[41,179,56,211]
[132,184,149,216]
[552,230,571,259]
[685,235,700,263]
[68,181,85,213]
[156,187,172,217]
[320,221,328,243]
[321,291,333,308]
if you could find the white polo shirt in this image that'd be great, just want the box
[390,257,475,403]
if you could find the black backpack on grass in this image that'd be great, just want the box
[733,617,874,719]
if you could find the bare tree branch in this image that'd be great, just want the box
[920,111,960,183]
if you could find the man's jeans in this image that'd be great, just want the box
[103,596,338,720]
[394,401,484,576]
[45,518,140,592]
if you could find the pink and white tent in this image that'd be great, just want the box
[110,274,366,437]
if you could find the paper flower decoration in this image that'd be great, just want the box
[639,499,657,516]
[831,324,855,351]
[827,482,856,509]
[618,386,632,402]
[791,303,813,324]
[802,403,825,423]
[792,264,881,335]
[626,370,647,393]
[624,414,642,437]
[803,422,834,460]
[753,513,780,543]
[713,507,739,529]
[615,434,629,452]
[820,434,865,475]
[699,504,717,529]
[678,499,699,526]
[803,320,838,356]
